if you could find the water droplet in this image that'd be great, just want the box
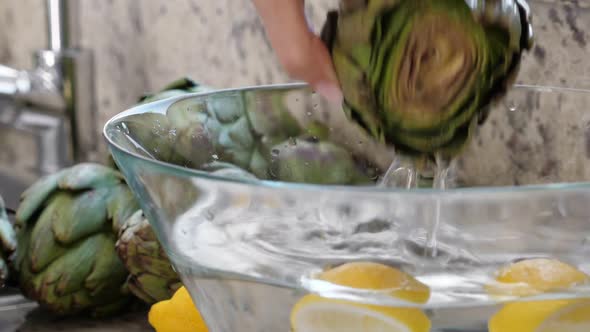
[505,100,519,112]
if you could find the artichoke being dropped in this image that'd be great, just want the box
[321,0,534,157]
[123,77,215,165]
[116,210,182,304]
[0,196,16,286]
[10,163,140,316]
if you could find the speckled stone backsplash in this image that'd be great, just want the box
[1,0,589,183]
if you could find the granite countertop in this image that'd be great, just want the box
[1,289,152,332]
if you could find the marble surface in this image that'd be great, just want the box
[2,308,151,332]
[0,288,150,332]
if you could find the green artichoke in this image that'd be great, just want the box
[122,79,379,185]
[115,210,182,304]
[0,195,16,286]
[321,0,534,158]
[138,77,213,104]
[10,163,140,317]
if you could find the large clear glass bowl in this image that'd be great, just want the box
[103,80,590,331]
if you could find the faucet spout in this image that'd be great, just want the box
[46,0,79,51]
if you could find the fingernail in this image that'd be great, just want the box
[315,82,343,104]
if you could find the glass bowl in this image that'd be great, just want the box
[104,81,590,331]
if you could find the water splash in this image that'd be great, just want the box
[378,152,455,259]
[378,157,418,189]
[426,153,452,258]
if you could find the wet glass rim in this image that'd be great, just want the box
[103,82,590,195]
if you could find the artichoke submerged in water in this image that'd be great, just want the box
[321,0,534,158]
[122,78,378,185]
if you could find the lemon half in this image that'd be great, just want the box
[290,262,431,332]
[487,258,590,332]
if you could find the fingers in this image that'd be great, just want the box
[252,0,343,103]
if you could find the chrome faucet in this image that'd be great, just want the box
[0,0,95,207]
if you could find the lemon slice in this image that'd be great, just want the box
[489,299,575,332]
[290,262,431,332]
[535,300,590,332]
[318,261,431,304]
[487,258,590,332]
[487,258,590,297]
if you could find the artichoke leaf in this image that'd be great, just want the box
[0,196,14,285]
[0,196,16,252]
[28,193,69,273]
[16,170,65,225]
[106,184,141,233]
[57,163,124,191]
[51,187,112,245]
[85,234,128,296]
[132,274,174,301]
[269,139,371,185]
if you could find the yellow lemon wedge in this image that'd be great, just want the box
[319,261,431,304]
[535,300,590,332]
[148,286,209,332]
[487,258,590,332]
[487,258,590,297]
[290,262,431,332]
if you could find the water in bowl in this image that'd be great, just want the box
[167,181,590,332]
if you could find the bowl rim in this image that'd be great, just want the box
[103,82,590,195]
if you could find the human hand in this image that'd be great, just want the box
[252,0,343,104]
